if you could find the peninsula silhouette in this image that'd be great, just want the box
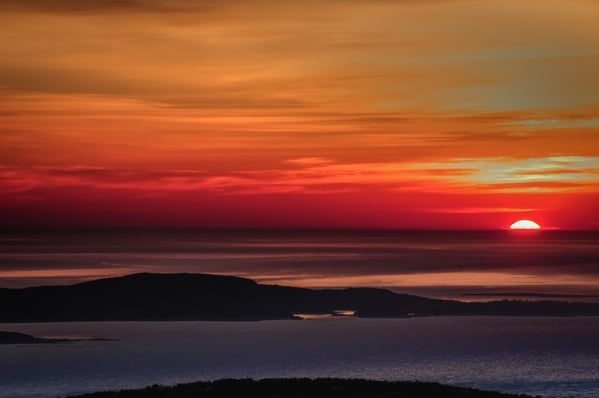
[2,273,598,322]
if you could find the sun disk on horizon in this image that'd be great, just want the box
[509,220,541,230]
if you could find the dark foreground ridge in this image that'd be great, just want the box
[1,272,599,322]
[69,378,539,398]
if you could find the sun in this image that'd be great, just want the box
[509,220,541,230]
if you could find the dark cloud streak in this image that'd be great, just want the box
[0,0,454,14]
[0,0,185,14]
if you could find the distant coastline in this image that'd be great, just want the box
[2,272,599,323]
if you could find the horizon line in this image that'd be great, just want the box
[1,226,597,233]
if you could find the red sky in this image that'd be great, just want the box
[1,0,598,229]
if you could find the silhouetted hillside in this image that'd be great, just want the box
[1,273,598,322]
[70,378,539,398]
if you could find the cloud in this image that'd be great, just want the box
[429,207,538,214]
[466,156,599,187]
[474,181,598,193]
[284,157,333,166]
[3,0,597,115]
[0,0,193,14]
[0,0,460,14]
[514,168,599,176]
[3,156,597,205]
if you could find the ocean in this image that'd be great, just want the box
[1,230,599,397]
[1,317,599,398]
[1,229,598,300]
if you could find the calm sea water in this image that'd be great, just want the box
[1,230,599,300]
[1,317,598,398]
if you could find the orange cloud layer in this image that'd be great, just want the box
[0,0,598,228]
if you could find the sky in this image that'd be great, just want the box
[1,0,598,230]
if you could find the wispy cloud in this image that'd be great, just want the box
[465,156,599,188]
[429,207,538,214]
[284,157,333,166]
[1,0,598,227]
[0,0,225,14]
[2,156,598,205]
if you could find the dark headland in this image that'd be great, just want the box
[1,272,599,322]
[0,330,70,344]
[0,330,113,344]
[69,378,539,398]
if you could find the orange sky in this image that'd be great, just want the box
[1,0,598,229]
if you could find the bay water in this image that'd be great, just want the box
[1,317,598,398]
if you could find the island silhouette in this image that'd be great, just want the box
[68,377,539,398]
[2,272,598,322]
